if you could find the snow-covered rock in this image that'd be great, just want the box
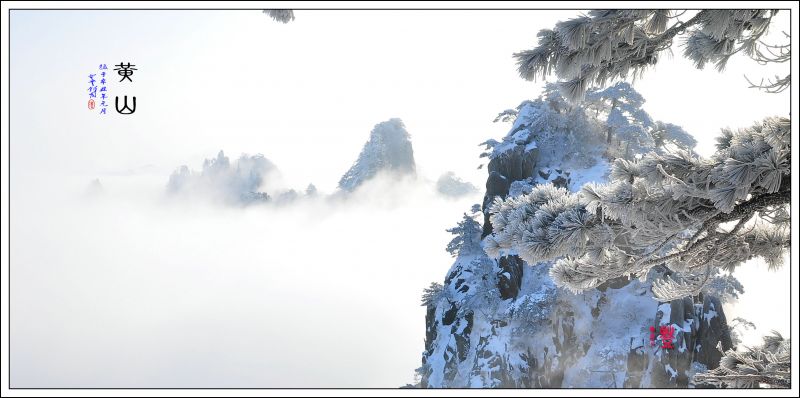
[338,118,416,192]
[417,91,732,388]
[436,172,479,198]
[166,150,280,205]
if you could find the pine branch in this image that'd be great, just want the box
[641,189,789,268]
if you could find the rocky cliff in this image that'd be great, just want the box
[338,118,416,192]
[417,95,733,388]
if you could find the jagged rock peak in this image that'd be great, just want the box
[338,118,416,191]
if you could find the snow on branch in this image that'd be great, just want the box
[514,10,786,101]
[263,10,295,24]
[695,332,790,388]
[485,117,790,299]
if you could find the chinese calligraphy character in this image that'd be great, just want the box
[114,62,137,82]
[90,61,138,116]
[114,61,137,115]
[99,69,108,114]
[87,73,96,111]
[115,95,136,115]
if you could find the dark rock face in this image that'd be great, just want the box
[442,301,458,326]
[624,340,649,388]
[519,346,561,388]
[648,295,733,388]
[482,144,538,300]
[497,256,524,300]
[482,147,539,238]
[695,296,733,367]
[424,305,438,354]
[485,171,511,198]
[482,172,510,237]
[487,145,539,183]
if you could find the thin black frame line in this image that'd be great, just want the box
[5,6,793,391]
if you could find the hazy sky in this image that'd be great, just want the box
[9,9,791,387]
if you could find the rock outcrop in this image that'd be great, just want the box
[338,118,416,192]
[417,94,733,388]
[166,151,279,205]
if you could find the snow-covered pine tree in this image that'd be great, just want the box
[514,10,787,102]
[420,282,444,307]
[305,183,318,197]
[445,213,484,258]
[702,271,744,305]
[581,82,698,159]
[694,332,790,388]
[263,10,295,24]
[485,115,790,300]
[482,83,603,170]
[651,121,697,153]
[728,317,756,348]
[495,7,791,303]
[507,10,790,389]
[486,82,694,168]
[167,151,278,205]
[584,82,651,150]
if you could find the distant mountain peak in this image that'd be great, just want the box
[338,118,416,191]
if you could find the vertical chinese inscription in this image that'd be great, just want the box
[99,64,108,114]
[87,72,96,110]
